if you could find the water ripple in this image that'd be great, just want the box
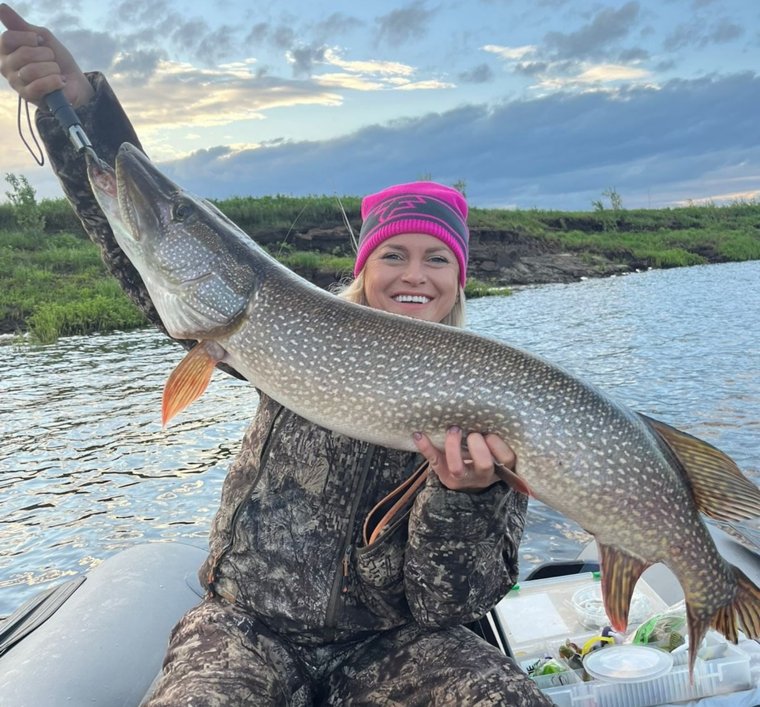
[0,261,758,615]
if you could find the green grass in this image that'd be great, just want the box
[0,229,147,343]
[277,250,355,274]
[2,195,759,343]
[465,279,512,298]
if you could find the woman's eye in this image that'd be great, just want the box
[381,252,402,261]
[172,202,194,221]
[429,255,450,264]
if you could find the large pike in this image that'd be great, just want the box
[89,143,760,673]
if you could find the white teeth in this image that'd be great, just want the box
[394,294,430,304]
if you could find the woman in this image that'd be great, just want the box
[0,6,550,706]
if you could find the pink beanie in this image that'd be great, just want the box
[354,181,469,287]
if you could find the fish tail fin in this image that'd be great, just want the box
[686,565,760,679]
[162,341,221,426]
[728,566,760,640]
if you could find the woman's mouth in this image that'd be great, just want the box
[393,294,431,304]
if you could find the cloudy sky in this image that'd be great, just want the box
[1,0,758,210]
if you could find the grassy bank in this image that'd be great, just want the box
[0,226,510,343]
[1,195,759,344]
[0,229,147,343]
[469,200,760,267]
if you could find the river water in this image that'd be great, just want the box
[1,261,758,616]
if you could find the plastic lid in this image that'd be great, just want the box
[583,645,674,683]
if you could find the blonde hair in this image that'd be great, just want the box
[335,270,467,328]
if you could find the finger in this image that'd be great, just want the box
[466,433,495,474]
[0,4,36,33]
[444,426,465,476]
[485,433,517,470]
[484,433,532,495]
[412,432,442,467]
[0,28,41,56]
[17,57,58,83]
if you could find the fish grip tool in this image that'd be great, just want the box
[44,88,107,169]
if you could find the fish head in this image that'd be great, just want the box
[88,143,258,340]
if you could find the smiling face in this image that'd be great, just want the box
[362,233,460,323]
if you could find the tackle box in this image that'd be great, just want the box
[492,573,754,707]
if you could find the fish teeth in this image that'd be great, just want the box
[394,295,430,304]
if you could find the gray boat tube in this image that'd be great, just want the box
[0,542,206,706]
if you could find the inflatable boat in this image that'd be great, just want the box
[1,522,758,706]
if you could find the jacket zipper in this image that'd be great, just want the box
[206,404,286,590]
[324,444,377,628]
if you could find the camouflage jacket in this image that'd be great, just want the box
[36,73,529,646]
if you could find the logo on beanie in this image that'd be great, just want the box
[362,194,468,249]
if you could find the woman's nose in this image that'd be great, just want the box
[401,259,426,283]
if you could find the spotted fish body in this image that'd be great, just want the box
[89,143,760,673]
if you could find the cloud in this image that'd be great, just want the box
[321,50,415,77]
[156,72,760,211]
[705,19,743,45]
[111,49,166,84]
[109,60,343,133]
[310,50,450,91]
[533,63,651,91]
[286,45,329,76]
[54,27,120,70]
[483,44,537,61]
[543,1,641,59]
[458,64,495,84]
[665,16,745,51]
[375,1,435,47]
[485,43,652,92]
[113,0,172,25]
[312,12,363,39]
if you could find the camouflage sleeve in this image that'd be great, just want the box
[34,73,244,378]
[404,474,528,627]
[33,72,165,331]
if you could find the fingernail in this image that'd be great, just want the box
[413,432,422,440]
[447,426,461,435]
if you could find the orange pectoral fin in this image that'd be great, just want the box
[162,341,222,427]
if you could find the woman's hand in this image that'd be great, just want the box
[413,427,517,492]
[0,3,93,108]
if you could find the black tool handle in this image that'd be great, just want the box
[45,88,81,131]
[43,88,96,156]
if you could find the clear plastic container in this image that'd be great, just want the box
[494,574,754,707]
[494,573,667,661]
[536,638,752,707]
[586,641,752,707]
[572,583,655,630]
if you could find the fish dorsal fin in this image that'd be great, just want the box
[162,341,223,427]
[638,413,760,522]
[597,543,650,633]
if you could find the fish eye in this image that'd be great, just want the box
[172,201,194,222]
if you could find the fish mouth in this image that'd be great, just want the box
[87,159,118,199]
[115,143,178,242]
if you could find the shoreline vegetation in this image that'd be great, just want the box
[2,184,759,344]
